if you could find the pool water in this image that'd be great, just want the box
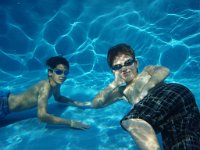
[0,0,200,149]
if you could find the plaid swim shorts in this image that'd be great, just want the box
[121,82,200,150]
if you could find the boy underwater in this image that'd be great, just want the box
[0,56,91,130]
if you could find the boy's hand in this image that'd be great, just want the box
[72,101,92,109]
[70,120,90,130]
[113,71,126,87]
[77,101,92,109]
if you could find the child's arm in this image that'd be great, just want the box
[56,96,92,108]
[52,86,92,108]
[135,65,170,101]
[123,71,151,104]
[92,71,125,108]
[143,65,169,87]
[141,65,169,91]
[37,84,89,130]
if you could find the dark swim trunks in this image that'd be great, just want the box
[121,82,200,150]
[0,91,10,120]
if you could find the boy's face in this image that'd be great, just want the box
[49,64,68,85]
[112,54,138,84]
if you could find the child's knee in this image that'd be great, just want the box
[121,118,150,132]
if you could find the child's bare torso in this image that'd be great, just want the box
[8,80,52,112]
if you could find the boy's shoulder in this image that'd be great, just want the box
[33,79,49,88]
[39,79,49,84]
[29,80,51,93]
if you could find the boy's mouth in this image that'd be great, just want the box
[122,71,131,77]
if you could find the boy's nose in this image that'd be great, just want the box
[121,65,128,71]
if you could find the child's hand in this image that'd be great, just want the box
[70,120,90,130]
[113,71,126,87]
[77,101,92,109]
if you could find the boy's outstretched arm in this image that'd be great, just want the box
[92,71,125,108]
[53,86,92,108]
[37,85,89,130]
[55,96,92,108]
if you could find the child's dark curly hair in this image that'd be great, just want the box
[46,56,69,69]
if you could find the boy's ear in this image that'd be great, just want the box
[135,59,139,73]
[48,70,53,76]
[111,69,115,74]
[135,59,139,67]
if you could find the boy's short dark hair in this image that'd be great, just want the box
[107,43,135,68]
[46,56,69,69]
